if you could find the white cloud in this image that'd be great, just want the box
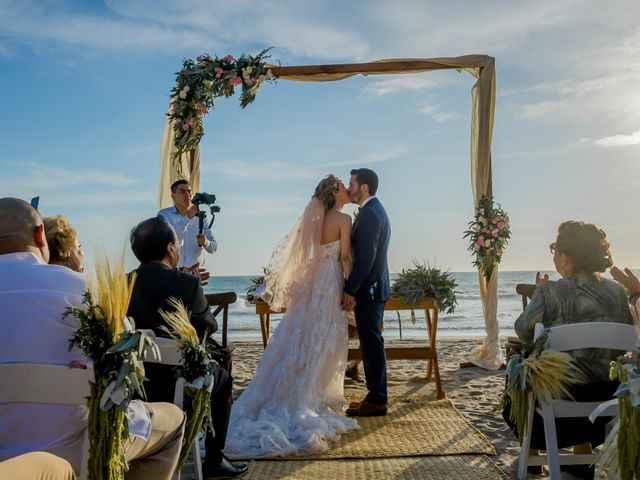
[0,161,140,190]
[419,105,457,123]
[201,148,404,181]
[365,76,436,96]
[594,131,640,147]
[520,100,569,119]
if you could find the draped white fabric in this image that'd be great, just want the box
[467,267,503,370]
[158,115,200,208]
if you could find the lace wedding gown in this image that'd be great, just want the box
[224,240,359,458]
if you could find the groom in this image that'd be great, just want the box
[342,168,391,417]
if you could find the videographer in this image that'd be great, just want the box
[158,180,217,275]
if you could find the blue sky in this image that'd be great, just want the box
[1,0,639,275]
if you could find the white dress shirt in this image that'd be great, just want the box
[158,206,217,268]
[0,252,150,471]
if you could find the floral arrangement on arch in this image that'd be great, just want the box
[66,255,158,480]
[168,48,276,156]
[463,194,511,281]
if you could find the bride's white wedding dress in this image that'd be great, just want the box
[224,239,359,459]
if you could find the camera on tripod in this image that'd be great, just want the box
[191,192,221,234]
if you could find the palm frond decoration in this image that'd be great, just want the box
[391,261,458,314]
[500,332,586,443]
[67,253,156,480]
[159,297,216,474]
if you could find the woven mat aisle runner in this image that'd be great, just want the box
[292,397,494,460]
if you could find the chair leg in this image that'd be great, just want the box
[193,434,203,480]
[540,402,561,480]
[517,392,536,480]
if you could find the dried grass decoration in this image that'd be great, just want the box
[159,297,217,474]
[500,331,586,443]
[66,255,159,480]
[595,351,640,480]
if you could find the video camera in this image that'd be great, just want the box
[191,192,221,233]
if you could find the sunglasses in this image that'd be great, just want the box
[549,242,558,254]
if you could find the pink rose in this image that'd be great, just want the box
[197,55,205,62]
[197,103,208,116]
[222,54,234,62]
[476,236,486,247]
[182,117,194,131]
[497,221,505,230]
[481,227,490,234]
[228,76,242,86]
[245,78,255,86]
[214,67,223,78]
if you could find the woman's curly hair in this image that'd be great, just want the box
[556,220,613,274]
[44,215,77,262]
[313,174,340,210]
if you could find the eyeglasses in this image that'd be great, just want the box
[549,242,558,254]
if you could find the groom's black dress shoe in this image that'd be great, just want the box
[204,456,249,479]
[345,400,388,417]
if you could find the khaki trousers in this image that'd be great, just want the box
[0,451,76,480]
[124,402,186,480]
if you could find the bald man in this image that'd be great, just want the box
[0,198,186,480]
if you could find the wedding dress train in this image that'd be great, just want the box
[224,240,358,459]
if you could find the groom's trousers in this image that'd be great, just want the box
[354,300,388,404]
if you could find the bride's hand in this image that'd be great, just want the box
[341,292,356,311]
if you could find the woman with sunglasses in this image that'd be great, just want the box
[504,220,633,479]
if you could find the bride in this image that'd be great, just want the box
[224,174,359,458]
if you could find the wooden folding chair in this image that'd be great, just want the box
[517,322,637,479]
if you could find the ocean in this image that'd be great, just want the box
[203,270,567,340]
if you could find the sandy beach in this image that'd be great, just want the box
[227,336,520,478]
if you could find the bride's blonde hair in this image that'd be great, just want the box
[313,174,340,210]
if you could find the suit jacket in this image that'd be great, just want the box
[344,197,391,303]
[127,262,217,338]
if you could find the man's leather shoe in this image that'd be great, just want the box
[345,400,388,417]
[205,456,248,479]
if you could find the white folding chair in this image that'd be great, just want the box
[145,337,203,480]
[517,322,638,479]
[0,364,93,480]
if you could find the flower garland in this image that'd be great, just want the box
[66,256,158,480]
[159,297,217,474]
[463,194,511,281]
[168,48,276,156]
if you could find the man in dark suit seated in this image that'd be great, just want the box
[127,216,247,480]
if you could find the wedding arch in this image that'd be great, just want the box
[157,53,502,370]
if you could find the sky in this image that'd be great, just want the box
[1,0,639,276]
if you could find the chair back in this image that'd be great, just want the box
[534,321,637,352]
[0,364,93,479]
[145,337,182,365]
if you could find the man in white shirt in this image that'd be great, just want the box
[158,180,217,274]
[0,198,185,480]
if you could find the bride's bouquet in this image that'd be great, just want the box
[463,194,511,281]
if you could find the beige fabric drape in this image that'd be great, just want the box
[158,115,200,208]
[157,55,500,368]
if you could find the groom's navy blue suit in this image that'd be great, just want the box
[344,196,391,404]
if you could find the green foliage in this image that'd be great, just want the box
[168,49,276,157]
[391,261,458,314]
[66,292,157,480]
[246,266,270,299]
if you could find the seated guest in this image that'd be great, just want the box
[0,198,186,480]
[0,452,76,480]
[504,220,633,478]
[127,216,248,480]
[43,215,84,273]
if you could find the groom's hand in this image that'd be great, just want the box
[342,292,356,311]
